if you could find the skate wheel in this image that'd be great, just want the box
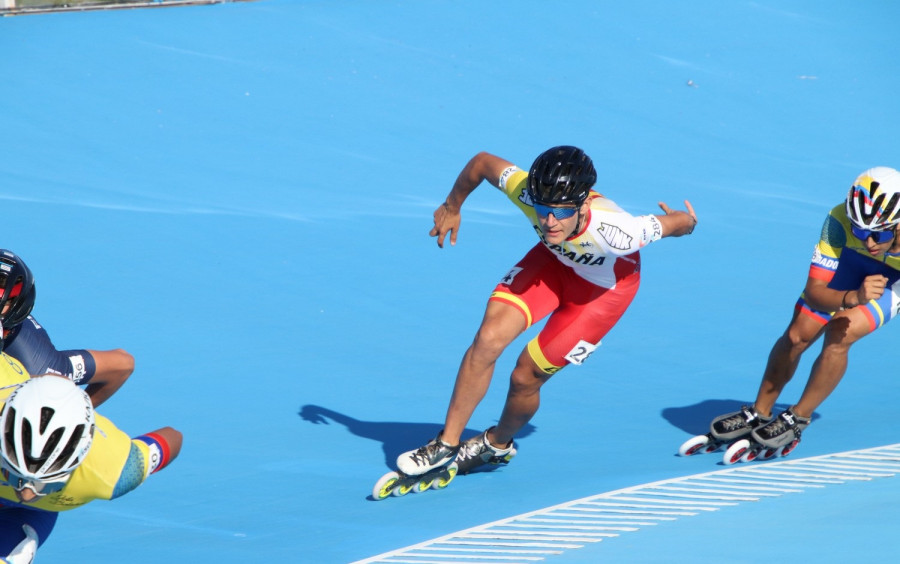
[759,447,779,460]
[373,471,400,500]
[701,442,722,454]
[392,480,415,497]
[723,439,750,465]
[678,434,710,456]
[740,448,757,463]
[779,438,800,457]
[413,476,435,493]
[432,463,458,490]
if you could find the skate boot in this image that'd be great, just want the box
[678,405,772,456]
[750,408,810,452]
[455,428,516,474]
[711,405,772,442]
[723,408,810,465]
[396,432,460,476]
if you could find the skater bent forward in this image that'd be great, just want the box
[396,146,698,476]
[693,167,900,459]
[0,249,134,408]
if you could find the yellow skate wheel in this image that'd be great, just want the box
[432,463,458,490]
[413,476,435,493]
[373,472,400,500]
[392,480,414,497]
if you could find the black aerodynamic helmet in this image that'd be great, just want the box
[0,250,36,331]
[527,145,597,206]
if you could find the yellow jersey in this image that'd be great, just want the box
[0,354,154,512]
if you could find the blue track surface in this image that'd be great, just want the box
[2,1,899,562]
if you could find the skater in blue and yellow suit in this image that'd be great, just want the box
[0,353,182,563]
[717,167,900,450]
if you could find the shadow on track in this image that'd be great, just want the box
[662,399,821,435]
[299,404,536,465]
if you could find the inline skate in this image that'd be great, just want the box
[678,405,771,457]
[722,408,810,465]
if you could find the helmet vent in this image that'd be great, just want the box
[39,406,55,434]
[0,250,36,329]
[883,192,900,224]
[24,426,63,473]
[8,278,23,300]
[2,406,17,467]
[527,146,596,206]
[0,377,95,481]
[48,424,85,474]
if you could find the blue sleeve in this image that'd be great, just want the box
[111,443,146,499]
[3,317,96,384]
[0,506,56,552]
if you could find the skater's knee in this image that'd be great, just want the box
[820,337,852,359]
[471,327,515,362]
[821,314,868,349]
[783,327,816,353]
[508,359,549,395]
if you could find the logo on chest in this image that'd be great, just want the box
[597,223,633,251]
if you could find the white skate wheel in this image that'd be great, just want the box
[678,435,710,456]
[373,471,400,500]
[723,439,750,465]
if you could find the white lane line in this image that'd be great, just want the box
[353,443,900,564]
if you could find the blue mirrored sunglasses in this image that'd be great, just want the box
[533,203,578,220]
[851,225,895,244]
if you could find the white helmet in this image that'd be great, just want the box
[1,376,95,487]
[845,166,900,230]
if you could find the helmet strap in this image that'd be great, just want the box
[569,202,587,239]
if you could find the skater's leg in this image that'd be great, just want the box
[442,300,527,446]
[793,307,872,418]
[754,310,825,418]
[489,348,551,446]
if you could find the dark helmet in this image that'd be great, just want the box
[527,145,597,206]
[0,250,36,331]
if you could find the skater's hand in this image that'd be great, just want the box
[858,274,889,303]
[657,199,697,237]
[430,201,462,248]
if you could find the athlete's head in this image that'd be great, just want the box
[845,167,900,232]
[0,376,95,501]
[0,250,36,335]
[527,146,597,207]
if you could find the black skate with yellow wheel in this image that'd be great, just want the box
[372,432,461,500]
[372,462,459,500]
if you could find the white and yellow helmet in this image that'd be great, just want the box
[845,167,900,230]
[0,376,95,485]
